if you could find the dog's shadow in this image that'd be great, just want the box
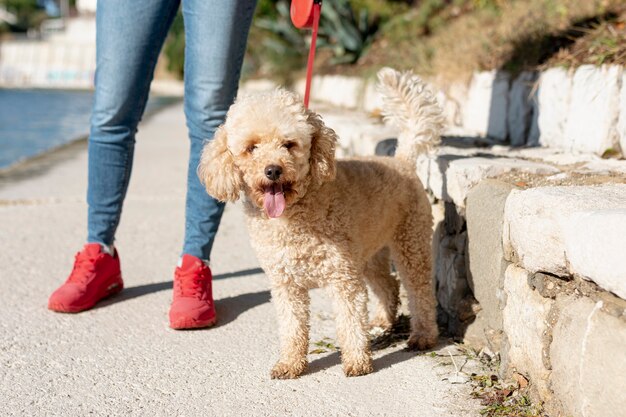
[213,289,270,328]
[307,345,432,376]
[307,315,438,375]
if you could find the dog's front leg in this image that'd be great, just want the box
[270,282,310,379]
[328,280,373,377]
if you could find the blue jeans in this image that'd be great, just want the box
[87,0,257,260]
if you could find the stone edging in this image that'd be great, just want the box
[292,66,626,158]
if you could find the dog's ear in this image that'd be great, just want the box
[198,126,242,202]
[307,110,337,184]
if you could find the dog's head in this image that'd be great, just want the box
[198,88,337,218]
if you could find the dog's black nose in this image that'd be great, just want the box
[264,165,283,181]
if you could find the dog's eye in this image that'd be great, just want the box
[283,142,296,150]
[246,144,257,154]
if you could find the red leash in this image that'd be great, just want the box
[291,0,322,108]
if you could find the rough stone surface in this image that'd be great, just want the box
[537,67,572,149]
[561,209,626,298]
[466,180,516,335]
[463,70,510,141]
[580,158,626,175]
[619,72,626,156]
[527,87,540,147]
[565,65,622,155]
[502,265,553,398]
[436,232,469,318]
[508,72,538,146]
[417,152,559,208]
[446,158,557,209]
[550,296,626,417]
[503,185,626,299]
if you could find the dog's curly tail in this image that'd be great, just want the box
[376,67,445,161]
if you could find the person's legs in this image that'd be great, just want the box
[49,0,180,313]
[168,0,257,329]
[181,0,258,261]
[87,0,180,247]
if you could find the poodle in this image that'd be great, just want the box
[199,68,445,379]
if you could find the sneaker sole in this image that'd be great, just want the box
[48,278,124,313]
[169,315,217,330]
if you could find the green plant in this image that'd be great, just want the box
[317,0,380,64]
[1,0,47,31]
[254,0,307,76]
[163,10,185,79]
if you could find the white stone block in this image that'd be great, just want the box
[618,73,626,156]
[444,157,558,208]
[508,72,538,146]
[537,67,572,149]
[416,153,447,201]
[551,297,626,417]
[439,82,469,130]
[416,150,559,208]
[502,265,553,398]
[318,110,397,158]
[503,184,626,299]
[463,70,509,141]
[565,65,622,154]
[561,209,626,299]
[579,159,626,175]
[362,80,384,113]
[312,75,364,109]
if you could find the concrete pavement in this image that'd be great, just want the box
[0,103,481,416]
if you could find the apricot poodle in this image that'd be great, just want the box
[199,68,445,379]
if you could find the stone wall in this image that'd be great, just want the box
[296,65,626,157]
[466,180,626,417]
[416,142,626,417]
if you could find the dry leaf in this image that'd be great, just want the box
[513,372,529,389]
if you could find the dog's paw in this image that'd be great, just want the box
[406,333,438,351]
[369,316,394,332]
[342,357,373,377]
[270,360,307,380]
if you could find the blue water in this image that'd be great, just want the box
[0,89,176,170]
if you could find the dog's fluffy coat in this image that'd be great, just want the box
[199,68,445,378]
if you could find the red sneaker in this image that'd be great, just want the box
[48,243,123,313]
[169,254,217,329]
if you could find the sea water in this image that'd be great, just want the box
[0,89,175,170]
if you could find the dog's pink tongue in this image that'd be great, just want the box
[264,184,285,218]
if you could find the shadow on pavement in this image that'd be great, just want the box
[372,348,419,372]
[213,290,271,328]
[214,267,264,280]
[94,281,172,309]
[307,351,342,374]
[307,344,439,376]
[306,347,423,376]
[93,267,265,310]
